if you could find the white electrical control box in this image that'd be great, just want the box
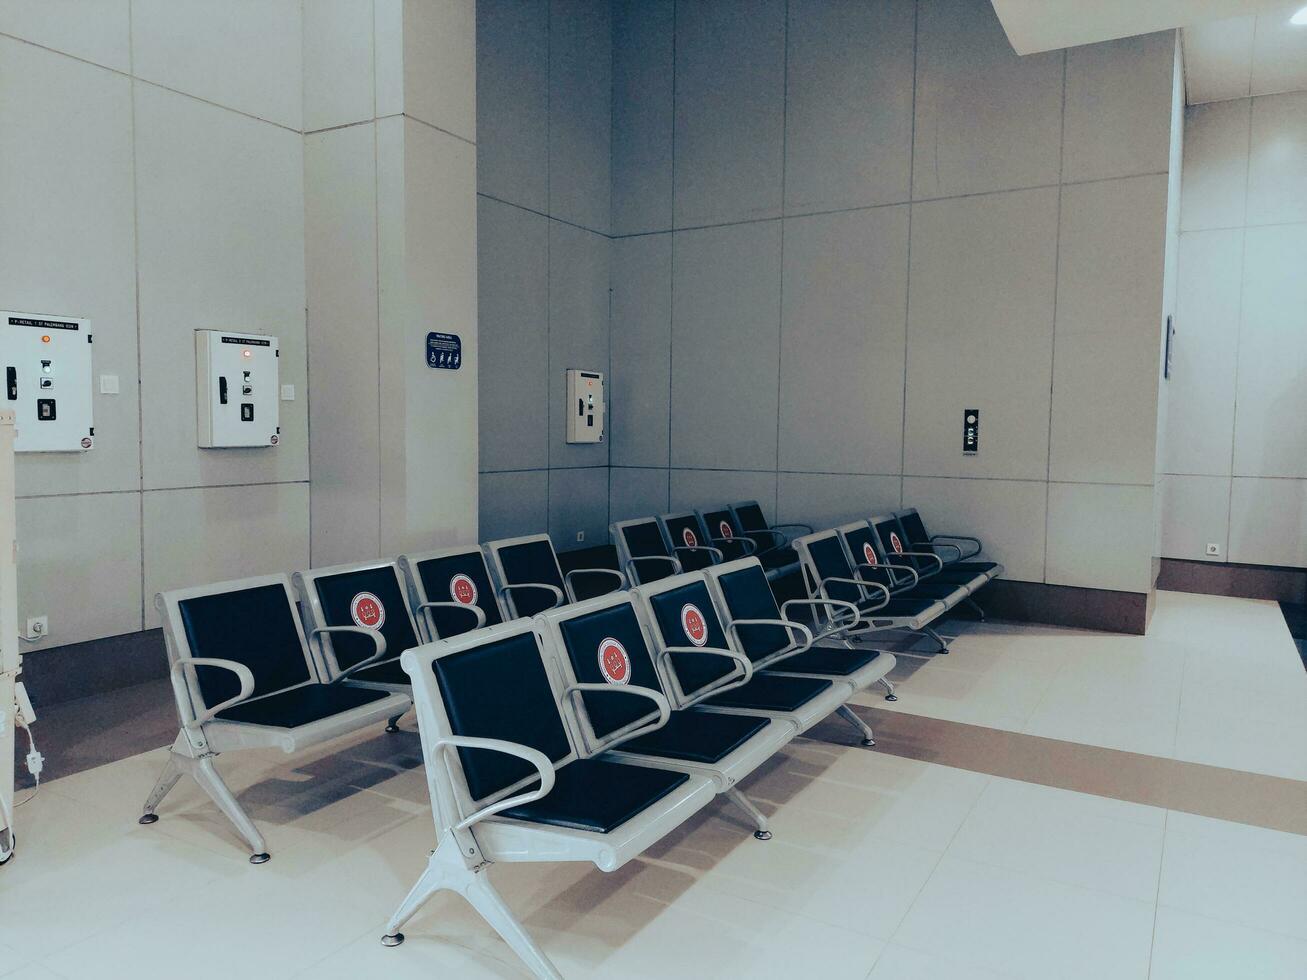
[1,311,94,453]
[565,369,605,444]
[195,330,280,448]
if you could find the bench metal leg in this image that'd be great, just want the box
[724,787,772,840]
[138,751,184,824]
[923,626,949,654]
[963,597,987,622]
[383,837,564,980]
[192,755,270,863]
[879,676,898,702]
[836,704,875,746]
[384,711,406,734]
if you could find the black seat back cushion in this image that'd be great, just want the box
[415,551,504,637]
[843,525,909,590]
[313,566,418,671]
[807,535,861,605]
[559,546,624,602]
[179,584,311,709]
[557,603,664,740]
[647,581,735,698]
[432,632,572,802]
[873,516,924,572]
[703,508,752,560]
[663,514,716,571]
[715,565,790,662]
[734,501,767,533]
[898,509,931,548]
[497,540,566,617]
[621,521,677,584]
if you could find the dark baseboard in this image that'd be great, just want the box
[19,629,168,708]
[978,580,1151,635]
[1156,558,1307,604]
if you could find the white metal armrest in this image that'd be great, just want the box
[433,735,557,830]
[726,617,814,658]
[855,560,918,591]
[417,600,487,638]
[624,555,682,582]
[931,533,983,560]
[712,535,757,556]
[771,522,815,536]
[310,625,389,683]
[562,683,673,748]
[498,581,565,609]
[563,566,627,601]
[893,550,945,574]
[820,576,891,612]
[658,645,754,683]
[173,657,256,728]
[674,544,725,563]
[748,528,788,550]
[781,597,860,634]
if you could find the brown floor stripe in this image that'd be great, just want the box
[807,706,1307,838]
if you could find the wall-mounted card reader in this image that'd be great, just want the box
[195,330,279,448]
[1,311,94,452]
[565,369,605,444]
[963,409,979,455]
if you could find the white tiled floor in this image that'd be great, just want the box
[2,589,1304,978]
[859,590,1307,781]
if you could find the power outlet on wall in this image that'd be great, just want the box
[22,615,48,640]
[1205,543,1221,557]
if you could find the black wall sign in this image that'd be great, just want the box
[426,332,462,370]
[963,409,979,455]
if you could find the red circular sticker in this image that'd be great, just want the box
[889,531,904,555]
[350,592,385,629]
[863,542,878,566]
[449,573,478,606]
[681,603,708,646]
[718,521,733,540]
[597,637,631,685]
[682,527,698,548]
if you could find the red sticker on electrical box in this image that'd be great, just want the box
[718,521,733,540]
[597,637,631,685]
[863,543,878,566]
[350,592,385,629]
[681,604,708,646]
[889,532,904,555]
[682,527,698,548]
[449,573,478,606]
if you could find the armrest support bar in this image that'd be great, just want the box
[726,617,814,658]
[855,561,918,591]
[781,597,861,635]
[771,522,815,535]
[309,625,389,683]
[562,682,672,750]
[498,581,565,611]
[417,600,487,638]
[712,536,757,556]
[892,550,945,575]
[932,533,982,560]
[658,645,754,684]
[820,576,891,612]
[674,544,725,563]
[173,657,256,728]
[624,555,682,582]
[563,566,627,602]
[434,735,556,831]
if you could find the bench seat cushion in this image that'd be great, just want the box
[618,709,768,765]
[502,758,690,834]
[217,683,390,728]
[763,647,879,677]
[704,673,832,713]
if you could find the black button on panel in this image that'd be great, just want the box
[37,398,56,420]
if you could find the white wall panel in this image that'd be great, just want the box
[134,85,308,492]
[480,470,548,543]
[912,0,1063,200]
[0,0,130,72]
[1246,91,1307,227]
[670,468,778,517]
[1179,100,1250,232]
[609,467,670,525]
[16,492,142,649]
[1050,175,1167,486]
[142,483,309,628]
[673,0,786,227]
[475,0,548,211]
[548,465,609,545]
[131,0,302,129]
[549,0,611,233]
[784,0,914,213]
[610,234,672,468]
[779,206,909,474]
[306,125,381,567]
[904,188,1059,481]
[1229,478,1307,567]
[303,0,376,132]
[548,222,610,469]
[1,40,139,498]
[777,472,902,532]
[403,0,476,141]
[611,0,674,235]
[670,222,782,471]
[1046,483,1155,593]
[1158,474,1232,562]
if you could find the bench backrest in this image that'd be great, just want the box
[658,512,718,572]
[295,561,418,674]
[704,558,792,663]
[838,520,911,591]
[731,500,768,534]
[401,545,505,641]
[794,529,861,605]
[612,517,679,585]
[485,533,568,617]
[635,572,744,703]
[870,513,923,572]
[696,507,753,559]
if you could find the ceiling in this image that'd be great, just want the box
[1182,5,1307,103]
[991,0,1281,55]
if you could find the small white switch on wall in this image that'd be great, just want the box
[99,374,119,394]
[280,384,295,401]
